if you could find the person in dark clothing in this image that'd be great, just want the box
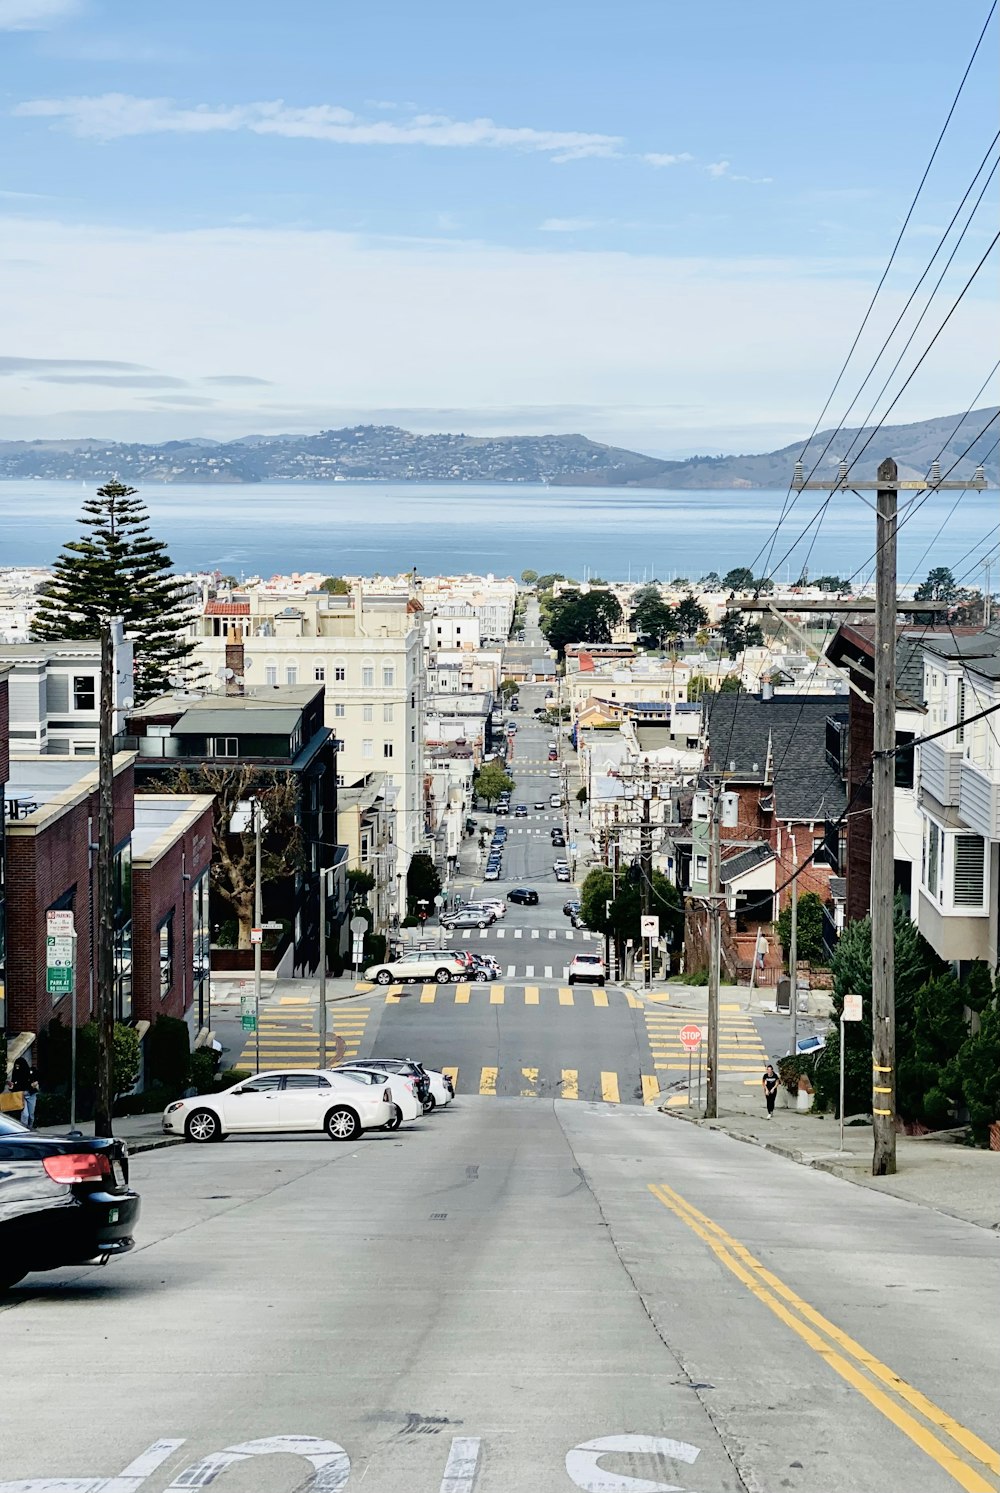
[762,1064,779,1118]
[11,1055,39,1129]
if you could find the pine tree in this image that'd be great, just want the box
[32,481,195,702]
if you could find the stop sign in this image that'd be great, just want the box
[679,1023,703,1051]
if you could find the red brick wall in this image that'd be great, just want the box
[775,822,835,912]
[132,803,213,1023]
[5,764,134,1037]
[0,675,9,786]
[845,687,874,922]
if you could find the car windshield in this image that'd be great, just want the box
[0,1114,26,1135]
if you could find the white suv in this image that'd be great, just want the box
[364,950,466,984]
[568,953,606,986]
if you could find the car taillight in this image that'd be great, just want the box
[383,1088,392,1102]
[43,1152,112,1185]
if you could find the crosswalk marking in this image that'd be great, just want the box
[506,964,516,976]
[654,1062,764,1073]
[420,985,436,1003]
[624,991,641,1008]
[490,984,504,1004]
[385,987,402,1004]
[531,929,540,939]
[544,965,553,979]
[521,1067,538,1097]
[455,983,470,1003]
[641,1074,660,1104]
[525,964,534,977]
[592,988,609,1007]
[525,986,539,1004]
[558,987,574,1006]
[443,1066,459,1091]
[479,1066,498,1096]
[548,929,556,940]
[514,928,522,938]
[496,928,506,939]
[601,1072,620,1103]
[238,1004,372,1072]
[560,1069,578,1099]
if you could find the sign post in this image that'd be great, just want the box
[679,1024,702,1110]
[240,994,257,1033]
[47,911,78,1133]
[840,992,863,1152]
[350,914,368,981]
[640,915,659,991]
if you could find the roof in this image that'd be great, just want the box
[172,706,303,735]
[828,622,985,709]
[704,692,848,820]
[531,657,557,674]
[204,600,250,616]
[132,794,215,865]
[720,843,776,885]
[131,684,322,720]
[4,752,134,834]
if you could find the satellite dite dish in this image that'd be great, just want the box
[243,656,254,667]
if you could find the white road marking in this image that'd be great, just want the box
[531,928,540,939]
[438,1437,482,1493]
[565,1434,700,1492]
[514,928,523,938]
[544,965,553,978]
[548,929,556,939]
[506,964,516,976]
[525,964,534,977]
[496,927,506,937]
[167,1437,351,1493]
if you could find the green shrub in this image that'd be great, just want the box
[147,1014,191,1093]
[213,1066,251,1091]
[190,1048,220,1094]
[35,1091,71,1126]
[685,969,709,986]
[401,914,419,928]
[214,919,238,948]
[365,932,387,965]
[115,1083,174,1117]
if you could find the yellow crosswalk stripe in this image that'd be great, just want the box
[601,1071,620,1103]
[558,987,574,1005]
[665,1093,689,1107]
[655,1062,763,1072]
[279,995,310,1004]
[490,984,504,1004]
[420,985,436,1003]
[592,988,609,1007]
[354,982,374,993]
[521,1067,538,1097]
[454,983,471,1003]
[384,987,402,1004]
[641,1074,660,1104]
[524,985,540,1004]
[648,992,671,1003]
[443,1065,459,1091]
[560,1069,578,1099]
[624,991,642,1008]
[479,1065,498,1096]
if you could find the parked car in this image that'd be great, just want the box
[571,912,586,929]
[484,863,501,880]
[441,909,495,930]
[551,832,566,847]
[533,799,546,809]
[548,768,560,778]
[0,1116,139,1294]
[494,801,510,816]
[553,858,569,872]
[478,898,507,919]
[163,1069,392,1143]
[341,1058,431,1108]
[422,1066,456,1109]
[470,954,502,982]
[333,1065,422,1129]
[364,950,467,984]
[568,953,606,986]
[514,803,528,816]
[563,900,581,917]
[548,748,558,761]
[555,866,572,882]
[549,794,561,808]
[508,886,539,905]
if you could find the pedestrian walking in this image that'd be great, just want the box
[762,1063,779,1119]
[11,1055,39,1129]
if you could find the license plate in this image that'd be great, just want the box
[112,1161,126,1186]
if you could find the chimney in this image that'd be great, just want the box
[761,679,774,701]
[225,623,245,695]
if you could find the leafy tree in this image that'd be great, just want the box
[751,575,774,595]
[347,868,376,907]
[947,989,1000,1144]
[499,678,520,701]
[675,593,709,635]
[168,764,303,947]
[897,973,969,1126]
[814,575,848,592]
[723,566,754,590]
[699,571,722,588]
[718,612,765,659]
[689,673,740,699]
[320,576,350,594]
[915,566,959,603]
[535,572,567,592]
[474,759,515,807]
[632,585,680,646]
[520,569,539,584]
[32,480,195,703]
[775,892,826,964]
[579,866,683,960]
[541,589,623,657]
[406,851,441,915]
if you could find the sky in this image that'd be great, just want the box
[0,0,997,456]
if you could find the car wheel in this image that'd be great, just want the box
[325,1106,361,1141]
[423,1094,437,1114]
[568,977,576,985]
[375,969,393,985]
[476,970,489,982]
[435,968,453,984]
[477,920,489,929]
[384,1105,402,1132]
[186,1108,221,1143]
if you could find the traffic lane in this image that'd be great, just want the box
[370,987,652,1103]
[0,1102,741,1493]
[559,1102,1000,1493]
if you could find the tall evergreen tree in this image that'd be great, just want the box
[32,481,195,702]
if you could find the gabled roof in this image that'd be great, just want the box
[704,692,847,820]
[719,843,776,885]
[205,600,250,616]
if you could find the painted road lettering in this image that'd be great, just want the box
[565,1435,701,1492]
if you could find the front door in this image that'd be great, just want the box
[278,1073,332,1132]
[220,1073,282,1131]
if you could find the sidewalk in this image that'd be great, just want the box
[35,1111,180,1155]
[664,1077,1000,1231]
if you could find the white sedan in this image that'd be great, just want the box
[423,1067,455,1109]
[334,1065,422,1128]
[163,1069,392,1143]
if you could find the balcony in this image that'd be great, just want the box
[958,760,1000,841]
[919,738,962,807]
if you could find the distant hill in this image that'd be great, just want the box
[0,408,995,486]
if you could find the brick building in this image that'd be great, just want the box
[131,794,214,1028]
[0,667,9,1035]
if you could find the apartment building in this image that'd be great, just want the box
[189,585,423,912]
[0,626,134,758]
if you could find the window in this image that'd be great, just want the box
[956,678,966,744]
[285,665,298,685]
[265,665,278,687]
[382,665,395,687]
[334,702,345,717]
[282,1073,331,1089]
[239,1075,282,1093]
[72,676,96,711]
[336,773,345,787]
[209,736,239,757]
[926,821,940,897]
[383,741,394,759]
[895,732,915,789]
[695,854,708,882]
[314,664,326,682]
[954,835,985,906]
[334,737,345,751]
[158,913,174,1000]
[383,702,394,723]
[363,704,373,722]
[363,739,374,759]
[362,664,375,688]
[334,664,346,682]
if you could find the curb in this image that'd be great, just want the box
[127,1135,184,1155]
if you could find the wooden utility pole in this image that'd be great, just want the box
[789,872,799,1054]
[640,773,653,988]
[705,779,721,1118]
[93,620,116,1138]
[871,457,898,1175]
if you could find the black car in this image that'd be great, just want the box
[508,887,539,905]
[0,1115,140,1293]
[551,833,566,847]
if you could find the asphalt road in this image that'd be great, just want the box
[4,1099,997,1493]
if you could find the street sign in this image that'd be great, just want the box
[640,915,659,939]
[250,927,263,944]
[350,915,368,935]
[46,929,75,997]
[843,992,863,1022]
[261,920,283,931]
[240,994,257,1033]
[679,1023,703,1052]
[47,910,74,935]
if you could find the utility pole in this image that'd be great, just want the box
[640,772,653,989]
[93,619,116,1138]
[318,867,328,1069]
[253,799,262,1075]
[705,778,721,1119]
[871,457,898,1176]
[789,870,799,1055]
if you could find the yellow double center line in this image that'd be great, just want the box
[648,1182,1000,1493]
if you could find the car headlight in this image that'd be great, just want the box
[165,1100,186,1114]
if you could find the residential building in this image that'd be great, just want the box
[424,690,494,762]
[188,584,423,913]
[0,626,134,758]
[0,668,8,1034]
[563,657,692,721]
[336,772,394,934]
[425,742,475,880]
[131,793,215,1028]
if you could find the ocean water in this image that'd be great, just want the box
[0,479,995,586]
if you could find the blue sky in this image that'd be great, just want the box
[1,0,996,453]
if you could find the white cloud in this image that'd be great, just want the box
[0,215,992,449]
[14,92,624,158]
[706,160,731,178]
[0,0,78,29]
[539,217,600,233]
[644,152,694,168]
